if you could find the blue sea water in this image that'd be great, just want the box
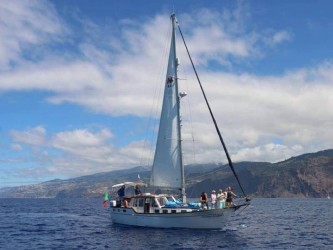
[0,198,332,249]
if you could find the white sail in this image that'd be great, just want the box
[150,15,183,189]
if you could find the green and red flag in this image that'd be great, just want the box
[103,192,109,208]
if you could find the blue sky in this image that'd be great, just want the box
[1,0,333,187]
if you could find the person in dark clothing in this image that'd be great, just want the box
[226,186,237,207]
[135,185,142,195]
[116,185,126,207]
[117,185,125,199]
[200,192,208,209]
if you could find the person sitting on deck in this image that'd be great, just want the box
[226,186,237,207]
[135,185,142,195]
[200,192,208,209]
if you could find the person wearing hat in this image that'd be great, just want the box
[217,189,226,209]
[211,190,217,209]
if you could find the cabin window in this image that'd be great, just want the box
[163,210,168,214]
[155,210,160,213]
[157,198,163,206]
[159,197,168,206]
[152,199,159,207]
[138,199,144,207]
[171,210,176,213]
[166,196,176,202]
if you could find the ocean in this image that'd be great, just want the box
[0,198,332,249]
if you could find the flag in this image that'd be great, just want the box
[103,192,109,208]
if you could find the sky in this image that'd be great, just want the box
[1,0,333,187]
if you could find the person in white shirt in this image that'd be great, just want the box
[217,189,226,208]
[211,190,217,209]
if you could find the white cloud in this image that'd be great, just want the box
[0,61,107,92]
[52,129,113,147]
[6,126,149,178]
[0,0,67,69]
[51,129,114,163]
[178,8,258,66]
[232,143,304,163]
[0,2,291,121]
[272,30,292,44]
[0,6,269,117]
[10,143,23,151]
[10,126,46,146]
[173,59,333,165]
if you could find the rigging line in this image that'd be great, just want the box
[236,203,250,214]
[176,20,248,198]
[178,45,197,166]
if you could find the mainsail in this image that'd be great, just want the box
[150,14,183,189]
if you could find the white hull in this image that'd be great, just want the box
[110,207,236,229]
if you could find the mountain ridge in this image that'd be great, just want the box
[0,149,332,198]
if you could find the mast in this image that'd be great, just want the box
[171,14,186,203]
[150,14,185,200]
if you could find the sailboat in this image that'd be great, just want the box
[109,14,250,229]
